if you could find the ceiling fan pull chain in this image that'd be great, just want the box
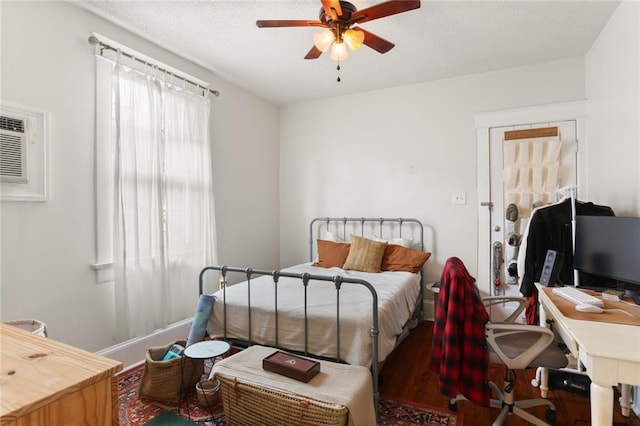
[336,63,341,82]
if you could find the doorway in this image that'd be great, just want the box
[475,101,586,320]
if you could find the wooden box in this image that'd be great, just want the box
[262,351,320,382]
[0,323,123,425]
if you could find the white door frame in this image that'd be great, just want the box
[474,100,588,296]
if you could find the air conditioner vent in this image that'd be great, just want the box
[0,115,27,183]
[0,104,47,201]
[0,116,25,133]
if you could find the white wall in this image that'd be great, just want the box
[279,57,586,283]
[585,0,640,217]
[585,1,640,415]
[0,1,280,352]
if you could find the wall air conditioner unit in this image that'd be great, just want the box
[0,103,48,202]
[0,114,28,183]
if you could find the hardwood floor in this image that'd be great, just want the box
[379,321,640,425]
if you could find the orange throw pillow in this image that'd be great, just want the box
[312,240,351,268]
[381,244,431,273]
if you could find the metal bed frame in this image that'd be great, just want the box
[308,216,425,317]
[198,217,426,418]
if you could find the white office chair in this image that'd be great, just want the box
[449,295,569,425]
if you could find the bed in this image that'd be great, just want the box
[198,217,431,412]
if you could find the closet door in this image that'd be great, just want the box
[485,121,577,320]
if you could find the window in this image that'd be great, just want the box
[93,35,217,339]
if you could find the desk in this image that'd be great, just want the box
[0,323,123,425]
[536,284,640,425]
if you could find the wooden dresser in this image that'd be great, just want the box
[0,323,123,425]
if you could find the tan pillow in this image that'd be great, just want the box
[381,244,432,273]
[342,235,387,273]
[312,240,351,268]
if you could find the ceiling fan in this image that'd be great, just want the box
[256,0,421,61]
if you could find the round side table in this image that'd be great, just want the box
[182,340,230,420]
[184,340,230,360]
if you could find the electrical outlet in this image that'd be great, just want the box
[452,191,467,205]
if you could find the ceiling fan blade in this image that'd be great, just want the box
[358,27,395,54]
[304,45,323,60]
[350,0,420,24]
[321,0,343,20]
[256,20,325,28]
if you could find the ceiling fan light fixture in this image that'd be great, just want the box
[313,29,335,52]
[343,28,364,51]
[256,0,421,64]
[330,42,348,61]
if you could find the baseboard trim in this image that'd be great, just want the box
[96,319,192,372]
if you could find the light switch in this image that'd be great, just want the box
[452,192,467,205]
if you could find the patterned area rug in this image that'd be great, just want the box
[377,398,461,426]
[118,364,461,426]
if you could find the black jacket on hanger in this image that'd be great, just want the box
[519,198,615,297]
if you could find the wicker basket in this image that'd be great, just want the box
[196,378,221,407]
[138,340,204,404]
[5,319,47,337]
[217,374,349,426]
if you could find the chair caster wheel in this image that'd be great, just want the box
[448,401,458,412]
[545,408,557,422]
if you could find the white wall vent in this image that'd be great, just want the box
[0,103,48,202]
[0,115,28,183]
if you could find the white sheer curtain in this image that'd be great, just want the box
[112,60,216,340]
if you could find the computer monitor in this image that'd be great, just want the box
[573,216,640,297]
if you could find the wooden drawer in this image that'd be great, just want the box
[540,295,579,357]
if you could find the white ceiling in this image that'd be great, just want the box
[75,0,620,105]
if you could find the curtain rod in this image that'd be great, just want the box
[88,35,220,97]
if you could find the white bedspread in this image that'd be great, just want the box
[206,263,420,367]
